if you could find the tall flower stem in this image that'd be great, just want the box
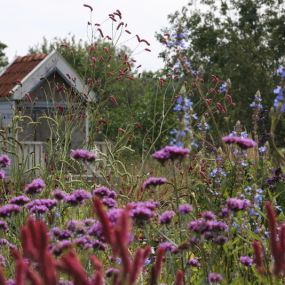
[172,160,185,277]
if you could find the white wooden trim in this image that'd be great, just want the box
[11,51,96,101]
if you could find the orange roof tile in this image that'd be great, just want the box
[0,54,47,97]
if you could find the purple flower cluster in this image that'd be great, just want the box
[24,178,45,194]
[201,211,216,220]
[9,195,30,206]
[64,189,92,205]
[50,227,72,240]
[178,203,193,214]
[227,198,251,211]
[53,189,67,200]
[208,272,223,283]
[189,214,228,245]
[51,240,72,256]
[187,258,200,267]
[0,220,8,232]
[93,186,117,209]
[129,201,159,223]
[93,186,117,199]
[159,210,175,225]
[70,149,96,162]
[152,146,189,163]
[222,136,257,149]
[189,219,228,234]
[67,220,86,234]
[26,199,57,214]
[0,155,11,168]
[240,255,253,266]
[142,177,167,189]
[159,241,178,253]
[0,204,21,218]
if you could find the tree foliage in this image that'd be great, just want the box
[29,37,176,152]
[158,0,285,128]
[0,41,8,68]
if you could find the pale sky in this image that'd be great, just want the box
[0,0,190,71]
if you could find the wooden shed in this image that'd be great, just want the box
[0,50,98,174]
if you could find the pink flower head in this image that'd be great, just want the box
[222,136,257,149]
[152,146,189,163]
[71,149,96,162]
[142,177,167,189]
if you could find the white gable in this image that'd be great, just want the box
[10,50,96,101]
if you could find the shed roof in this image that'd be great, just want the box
[0,54,47,97]
[0,51,95,101]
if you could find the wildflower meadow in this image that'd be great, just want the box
[1,2,285,284]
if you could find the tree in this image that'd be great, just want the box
[0,41,8,68]
[158,0,285,130]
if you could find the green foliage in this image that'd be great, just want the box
[29,37,176,153]
[0,41,8,68]
[158,0,285,128]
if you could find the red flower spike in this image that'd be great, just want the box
[26,267,44,285]
[114,230,131,277]
[252,240,265,274]
[92,272,104,285]
[97,28,104,38]
[129,249,144,284]
[21,225,36,259]
[83,4,93,12]
[60,251,90,285]
[117,22,124,30]
[280,224,285,252]
[90,255,103,272]
[93,198,115,247]
[0,267,6,285]
[150,247,165,285]
[216,102,227,113]
[15,259,27,285]
[143,246,151,260]
[174,270,185,285]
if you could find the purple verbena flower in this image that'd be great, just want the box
[106,267,120,278]
[142,177,167,189]
[26,199,57,210]
[227,198,251,211]
[71,149,96,162]
[159,242,178,253]
[0,220,8,232]
[24,178,45,194]
[0,155,11,168]
[201,211,216,220]
[92,239,106,250]
[222,136,257,149]
[240,255,253,266]
[102,197,117,208]
[152,146,189,163]
[53,189,67,200]
[67,220,86,234]
[51,227,72,240]
[52,240,72,256]
[9,195,30,206]
[187,258,200,267]
[178,203,193,214]
[0,204,21,218]
[64,189,92,205]
[208,272,223,283]
[74,236,92,249]
[159,210,175,225]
